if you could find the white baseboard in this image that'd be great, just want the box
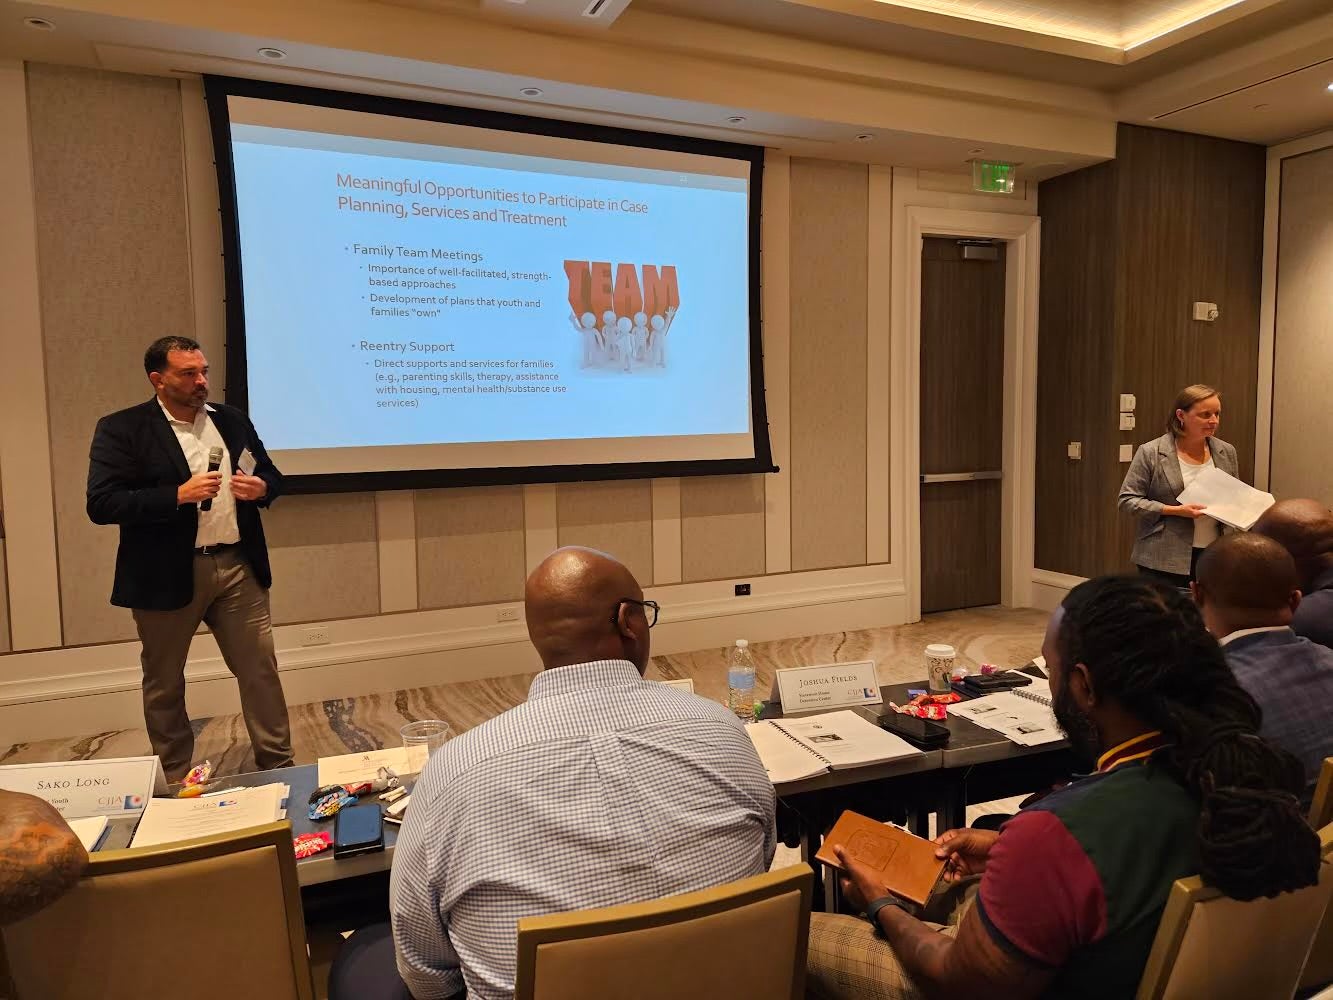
[1030,569,1085,612]
[0,567,907,743]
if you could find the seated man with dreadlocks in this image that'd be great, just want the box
[807,575,1321,1000]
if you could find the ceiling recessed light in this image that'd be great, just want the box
[1327,82,1333,92]
[1253,103,1270,111]
[854,133,875,142]
[519,87,544,98]
[256,47,287,60]
[726,115,747,124]
[23,17,56,31]
[968,147,984,155]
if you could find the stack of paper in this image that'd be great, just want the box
[68,816,109,852]
[1176,466,1275,530]
[746,710,921,784]
[950,683,1064,747]
[130,783,288,849]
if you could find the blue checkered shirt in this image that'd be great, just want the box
[389,659,777,1000]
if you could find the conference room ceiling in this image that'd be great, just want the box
[2,0,1329,153]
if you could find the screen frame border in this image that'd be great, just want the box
[203,74,776,495]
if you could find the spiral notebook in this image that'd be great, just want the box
[746,710,921,784]
[950,679,1063,747]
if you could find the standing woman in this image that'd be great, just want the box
[1118,384,1238,587]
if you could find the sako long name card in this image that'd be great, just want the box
[774,661,882,713]
[0,756,167,819]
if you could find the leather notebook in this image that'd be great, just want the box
[814,810,948,907]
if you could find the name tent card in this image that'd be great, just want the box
[773,661,881,713]
[0,756,167,819]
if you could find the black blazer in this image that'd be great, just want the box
[87,399,283,611]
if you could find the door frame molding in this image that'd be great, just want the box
[892,207,1041,621]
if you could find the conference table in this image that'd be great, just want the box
[95,674,1074,920]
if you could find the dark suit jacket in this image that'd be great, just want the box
[1293,566,1333,650]
[1224,627,1333,807]
[86,399,283,611]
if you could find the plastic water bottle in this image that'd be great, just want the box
[727,639,756,721]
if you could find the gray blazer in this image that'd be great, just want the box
[1117,432,1239,575]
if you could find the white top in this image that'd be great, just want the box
[157,399,239,547]
[1177,451,1221,549]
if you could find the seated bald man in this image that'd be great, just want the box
[350,547,775,1000]
[0,790,88,926]
[1194,532,1333,805]
[1252,498,1333,649]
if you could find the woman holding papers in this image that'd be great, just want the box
[1118,384,1238,587]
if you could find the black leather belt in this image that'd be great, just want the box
[194,542,238,555]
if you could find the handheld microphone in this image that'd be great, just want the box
[200,446,223,512]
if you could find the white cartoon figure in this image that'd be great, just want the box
[631,311,650,363]
[616,316,635,372]
[570,311,600,368]
[601,310,619,366]
[649,306,676,367]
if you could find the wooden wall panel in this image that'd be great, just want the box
[26,65,195,646]
[416,487,526,608]
[1034,124,1265,579]
[0,540,10,652]
[1034,158,1120,577]
[265,494,380,624]
[680,475,766,582]
[556,481,654,586]
[788,159,868,571]
[1270,146,1333,505]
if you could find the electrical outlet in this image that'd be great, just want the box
[496,607,520,623]
[301,626,330,646]
[1119,412,1135,431]
[1067,442,1082,460]
[734,583,751,597]
[1119,444,1134,462]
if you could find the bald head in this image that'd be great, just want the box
[1252,499,1333,591]
[1194,533,1301,636]
[524,547,650,671]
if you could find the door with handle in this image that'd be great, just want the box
[919,238,1006,613]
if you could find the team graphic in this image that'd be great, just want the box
[563,260,680,373]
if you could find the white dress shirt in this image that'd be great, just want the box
[390,659,777,1000]
[157,399,240,547]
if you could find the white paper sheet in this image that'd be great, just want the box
[772,711,921,769]
[317,746,424,786]
[1176,465,1275,530]
[951,692,1063,746]
[745,721,829,784]
[130,783,286,849]
[68,816,108,852]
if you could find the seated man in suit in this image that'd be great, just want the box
[808,576,1319,1000]
[1193,532,1333,806]
[0,790,87,926]
[330,547,775,1000]
[1252,498,1333,649]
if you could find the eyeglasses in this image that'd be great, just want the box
[612,598,659,628]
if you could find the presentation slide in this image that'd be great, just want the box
[217,92,765,480]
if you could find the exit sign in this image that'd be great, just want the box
[972,160,1016,194]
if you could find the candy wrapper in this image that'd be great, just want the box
[293,831,333,859]
[308,785,358,820]
[176,760,216,797]
[892,691,961,719]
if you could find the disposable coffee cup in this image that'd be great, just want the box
[926,644,956,693]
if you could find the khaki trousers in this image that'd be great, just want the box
[132,547,293,779]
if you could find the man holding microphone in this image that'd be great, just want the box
[87,336,292,780]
